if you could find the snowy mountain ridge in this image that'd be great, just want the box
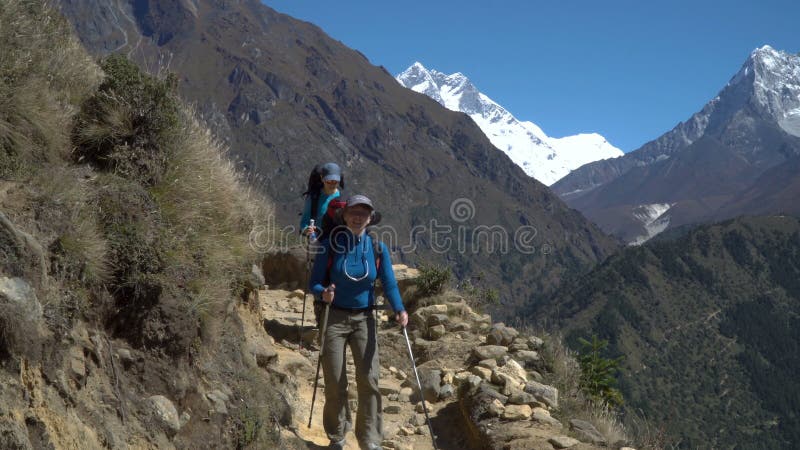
[396,62,623,185]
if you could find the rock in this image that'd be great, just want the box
[395,369,408,381]
[524,381,558,408]
[288,289,304,300]
[495,358,527,383]
[442,370,454,385]
[383,405,402,414]
[569,419,607,445]
[508,342,529,353]
[491,371,524,390]
[502,404,532,420]
[450,322,471,332]
[67,346,86,382]
[115,348,134,363]
[472,345,508,362]
[477,359,498,370]
[415,425,430,435]
[0,418,33,449]
[0,277,42,321]
[379,380,402,397]
[528,336,544,349]
[412,338,435,355]
[250,264,266,287]
[465,374,482,391]
[247,341,278,368]
[206,390,229,415]
[427,314,450,327]
[470,366,493,381]
[513,350,541,367]
[398,387,414,402]
[486,323,519,346]
[180,412,191,427]
[148,395,182,432]
[532,408,562,428]
[419,368,442,402]
[428,324,446,340]
[410,413,427,427]
[398,425,416,436]
[506,388,537,406]
[415,401,432,414]
[487,398,505,417]
[439,383,455,399]
[549,436,580,448]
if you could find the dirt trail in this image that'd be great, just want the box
[254,286,452,450]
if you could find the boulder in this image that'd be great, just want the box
[148,395,181,432]
[427,314,450,327]
[524,381,558,408]
[501,404,532,420]
[428,324,446,340]
[471,345,508,362]
[485,323,518,346]
[0,277,42,321]
[569,419,607,445]
[549,436,580,449]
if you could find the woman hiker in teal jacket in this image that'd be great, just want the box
[300,162,343,236]
[309,194,409,450]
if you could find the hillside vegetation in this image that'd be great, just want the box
[0,1,293,447]
[530,215,800,448]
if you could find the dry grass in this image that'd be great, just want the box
[0,0,100,176]
[151,109,273,317]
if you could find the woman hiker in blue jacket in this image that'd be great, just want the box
[300,162,343,237]
[309,194,409,450]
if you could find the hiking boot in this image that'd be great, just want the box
[328,438,345,450]
[359,443,381,450]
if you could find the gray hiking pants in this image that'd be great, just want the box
[321,307,382,447]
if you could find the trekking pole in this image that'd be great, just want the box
[308,300,330,428]
[402,326,438,449]
[299,220,317,348]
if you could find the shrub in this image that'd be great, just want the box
[72,54,180,185]
[415,263,451,297]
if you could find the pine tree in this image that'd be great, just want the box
[578,335,624,406]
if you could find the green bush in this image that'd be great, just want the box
[416,263,451,297]
[72,54,180,185]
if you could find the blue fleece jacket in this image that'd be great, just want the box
[309,230,405,313]
[300,190,340,234]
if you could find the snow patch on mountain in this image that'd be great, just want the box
[396,62,623,185]
[630,203,673,245]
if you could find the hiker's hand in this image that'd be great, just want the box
[303,226,318,237]
[322,284,335,303]
[395,310,408,327]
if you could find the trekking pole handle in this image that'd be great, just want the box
[308,219,317,242]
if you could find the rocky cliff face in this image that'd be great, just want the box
[56,0,620,316]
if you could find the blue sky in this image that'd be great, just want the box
[267,0,799,152]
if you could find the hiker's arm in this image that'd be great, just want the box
[309,244,329,296]
[377,242,404,313]
[299,197,312,234]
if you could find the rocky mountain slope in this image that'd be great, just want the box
[55,0,621,317]
[528,215,800,448]
[396,62,623,186]
[551,46,800,243]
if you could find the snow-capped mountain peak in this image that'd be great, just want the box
[730,46,800,135]
[396,63,623,185]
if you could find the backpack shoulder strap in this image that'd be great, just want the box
[368,230,382,273]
